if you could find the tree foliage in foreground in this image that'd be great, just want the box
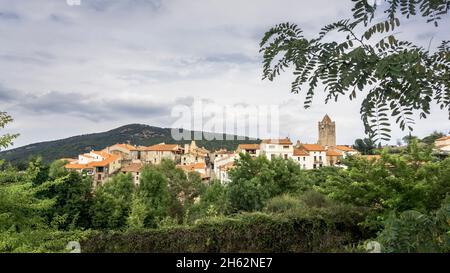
[260,0,450,143]
[0,111,19,151]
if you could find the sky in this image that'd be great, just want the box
[0,0,449,149]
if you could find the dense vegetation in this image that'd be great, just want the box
[1,139,448,253]
[0,124,260,166]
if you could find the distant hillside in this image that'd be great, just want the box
[0,124,260,165]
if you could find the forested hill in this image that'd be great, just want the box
[0,124,260,165]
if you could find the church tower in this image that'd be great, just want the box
[318,114,336,147]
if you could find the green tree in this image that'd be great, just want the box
[228,154,274,212]
[0,180,54,232]
[354,138,377,154]
[421,131,446,146]
[269,157,304,195]
[44,172,93,230]
[48,160,69,179]
[25,157,49,187]
[260,0,449,142]
[192,179,229,219]
[126,193,148,230]
[0,112,19,151]
[318,140,450,231]
[377,197,450,253]
[402,134,419,145]
[228,153,311,212]
[91,173,134,230]
[156,159,204,222]
[138,166,170,228]
[0,162,23,185]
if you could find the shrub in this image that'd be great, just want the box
[266,194,303,213]
[81,212,366,253]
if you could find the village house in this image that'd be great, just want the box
[260,138,294,160]
[325,148,344,167]
[334,145,359,157]
[65,150,121,187]
[181,140,210,166]
[291,148,310,169]
[236,144,261,157]
[141,143,184,165]
[298,144,328,169]
[213,152,237,184]
[435,136,450,154]
[216,161,235,184]
[103,143,138,163]
[177,162,210,181]
[120,162,144,185]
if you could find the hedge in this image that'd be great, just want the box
[81,212,366,253]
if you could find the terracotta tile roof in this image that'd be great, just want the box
[65,164,93,170]
[66,151,119,169]
[121,163,143,173]
[262,138,292,145]
[301,144,326,151]
[215,149,231,155]
[238,144,261,150]
[335,145,356,152]
[144,143,182,151]
[91,151,111,158]
[88,154,120,167]
[114,143,139,151]
[436,136,450,141]
[177,162,207,172]
[293,148,309,156]
[326,149,343,156]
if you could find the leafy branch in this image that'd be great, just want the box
[260,0,450,143]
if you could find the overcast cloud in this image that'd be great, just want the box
[0,0,449,148]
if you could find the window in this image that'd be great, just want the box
[314,156,317,161]
[269,145,275,149]
[313,164,317,169]
[284,154,288,160]
[283,146,289,149]
[303,157,306,161]
[271,154,275,160]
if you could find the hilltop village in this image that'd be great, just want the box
[63,115,364,186]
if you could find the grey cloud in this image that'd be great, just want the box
[204,53,258,64]
[84,0,163,12]
[0,11,20,21]
[0,52,54,66]
[2,86,188,122]
[0,84,21,102]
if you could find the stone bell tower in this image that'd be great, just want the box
[318,114,336,147]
